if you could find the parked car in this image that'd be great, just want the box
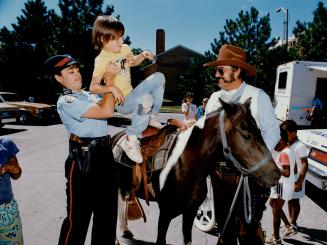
[0,92,58,123]
[298,129,327,190]
[0,101,20,127]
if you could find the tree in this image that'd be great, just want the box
[205,7,283,95]
[293,1,327,61]
[0,0,61,101]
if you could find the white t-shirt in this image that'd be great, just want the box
[291,140,308,199]
[182,103,197,121]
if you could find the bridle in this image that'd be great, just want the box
[219,110,270,174]
[218,110,270,242]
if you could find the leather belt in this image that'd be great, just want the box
[69,134,111,146]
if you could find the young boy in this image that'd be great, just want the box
[44,54,119,245]
[266,128,296,245]
[280,120,308,233]
[90,15,165,163]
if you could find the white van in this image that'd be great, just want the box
[298,129,327,190]
[274,61,327,126]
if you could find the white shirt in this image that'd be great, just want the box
[290,140,308,180]
[182,103,197,120]
[206,82,280,151]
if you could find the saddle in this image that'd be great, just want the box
[113,119,183,207]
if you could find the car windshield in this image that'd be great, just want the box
[0,93,22,102]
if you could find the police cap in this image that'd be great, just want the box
[44,54,79,75]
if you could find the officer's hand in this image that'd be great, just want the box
[109,85,125,105]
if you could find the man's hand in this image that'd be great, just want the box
[108,85,125,105]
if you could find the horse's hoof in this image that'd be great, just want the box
[122,230,134,239]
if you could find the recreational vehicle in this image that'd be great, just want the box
[274,61,327,127]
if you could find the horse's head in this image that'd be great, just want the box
[215,98,280,188]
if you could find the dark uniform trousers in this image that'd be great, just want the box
[58,135,118,245]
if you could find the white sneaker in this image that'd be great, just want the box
[149,114,163,129]
[121,135,143,163]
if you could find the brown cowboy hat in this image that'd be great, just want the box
[204,44,256,76]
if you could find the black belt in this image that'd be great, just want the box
[69,134,111,146]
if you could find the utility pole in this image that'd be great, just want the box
[276,7,289,48]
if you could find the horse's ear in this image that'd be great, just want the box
[244,97,252,109]
[219,98,234,116]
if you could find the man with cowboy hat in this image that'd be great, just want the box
[204,44,280,150]
[195,44,280,244]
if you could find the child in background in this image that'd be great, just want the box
[280,120,308,235]
[182,92,197,127]
[266,128,296,245]
[90,15,165,163]
[0,138,23,244]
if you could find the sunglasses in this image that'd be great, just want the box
[215,66,234,76]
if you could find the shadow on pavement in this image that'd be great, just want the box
[0,127,27,136]
[118,238,165,245]
[284,226,327,245]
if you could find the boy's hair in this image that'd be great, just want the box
[280,120,298,133]
[92,15,125,50]
[280,127,289,143]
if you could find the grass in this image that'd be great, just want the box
[160,105,182,113]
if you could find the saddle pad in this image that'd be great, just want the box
[112,131,178,171]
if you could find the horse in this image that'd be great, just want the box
[112,98,281,245]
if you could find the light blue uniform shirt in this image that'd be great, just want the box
[57,90,108,138]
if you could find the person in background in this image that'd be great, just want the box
[266,127,296,245]
[182,92,197,127]
[0,137,23,244]
[44,54,119,245]
[90,15,165,164]
[197,97,208,119]
[280,120,308,235]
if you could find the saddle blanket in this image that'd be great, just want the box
[112,131,178,171]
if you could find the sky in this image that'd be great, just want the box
[0,0,324,54]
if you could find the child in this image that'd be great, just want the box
[0,138,23,244]
[197,97,208,119]
[266,128,296,245]
[91,15,165,163]
[280,120,308,234]
[182,92,197,127]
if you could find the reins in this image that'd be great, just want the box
[217,110,267,241]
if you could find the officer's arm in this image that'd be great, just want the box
[82,91,115,119]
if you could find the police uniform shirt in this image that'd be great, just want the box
[57,90,108,138]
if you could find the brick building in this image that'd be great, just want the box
[138,29,206,102]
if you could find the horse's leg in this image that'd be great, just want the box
[156,204,175,245]
[238,221,265,245]
[116,191,134,239]
[182,202,203,245]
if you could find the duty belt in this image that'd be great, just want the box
[69,133,111,146]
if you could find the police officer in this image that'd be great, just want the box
[44,54,123,245]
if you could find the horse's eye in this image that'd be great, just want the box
[243,134,251,140]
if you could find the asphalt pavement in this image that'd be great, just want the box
[0,113,326,245]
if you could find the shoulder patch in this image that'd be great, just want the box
[64,94,78,104]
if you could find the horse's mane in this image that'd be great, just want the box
[159,116,206,189]
[159,102,250,190]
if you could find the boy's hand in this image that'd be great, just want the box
[108,85,125,105]
[105,61,119,84]
[1,157,22,179]
[126,54,137,66]
[142,51,154,61]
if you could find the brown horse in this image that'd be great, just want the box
[113,98,280,245]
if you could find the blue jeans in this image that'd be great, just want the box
[115,72,165,138]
